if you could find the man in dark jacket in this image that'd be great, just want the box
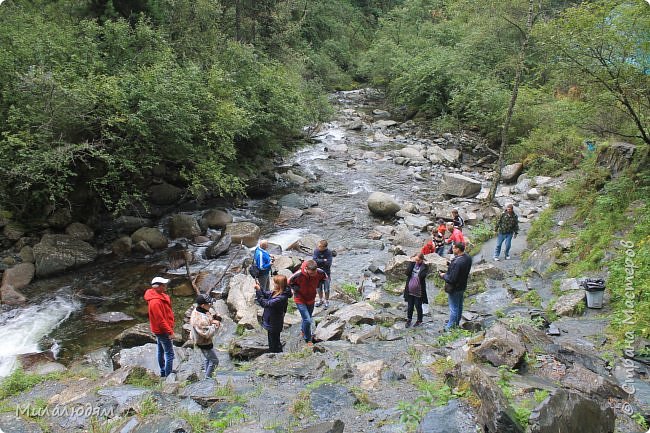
[438,242,472,331]
[493,203,519,261]
[144,276,175,377]
[313,240,333,309]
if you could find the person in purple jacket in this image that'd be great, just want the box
[255,275,292,353]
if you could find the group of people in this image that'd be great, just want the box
[145,204,519,378]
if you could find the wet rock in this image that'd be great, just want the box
[283,170,309,185]
[314,316,345,341]
[310,385,355,419]
[472,322,526,368]
[347,119,363,130]
[47,208,72,229]
[95,312,135,323]
[399,147,425,160]
[468,366,523,433]
[375,119,398,128]
[553,291,586,317]
[133,240,154,254]
[149,182,183,205]
[528,389,615,433]
[113,323,156,349]
[417,399,476,433]
[442,173,482,198]
[64,222,94,241]
[296,420,345,433]
[33,234,98,277]
[201,209,233,229]
[501,163,524,184]
[205,233,231,259]
[334,302,376,325]
[113,216,153,234]
[288,234,322,254]
[224,222,261,248]
[168,214,201,240]
[367,192,401,217]
[112,236,132,256]
[2,262,34,292]
[131,227,168,250]
[373,109,391,118]
[277,206,304,223]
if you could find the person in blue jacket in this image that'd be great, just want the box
[313,239,333,309]
[254,239,273,291]
[255,275,292,353]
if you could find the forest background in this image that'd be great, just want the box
[0,0,648,343]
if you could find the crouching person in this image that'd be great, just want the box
[256,275,293,353]
[190,294,221,379]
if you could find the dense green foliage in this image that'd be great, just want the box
[0,0,387,218]
[361,0,649,173]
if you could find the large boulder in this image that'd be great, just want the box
[47,208,72,229]
[131,227,168,250]
[229,334,269,360]
[367,192,401,217]
[226,274,259,324]
[225,222,261,248]
[168,214,201,240]
[472,322,526,368]
[417,400,474,433]
[553,291,586,317]
[205,233,231,259]
[501,163,524,183]
[442,173,482,198]
[596,142,636,177]
[278,193,317,210]
[334,302,376,325]
[64,222,94,241]
[3,222,25,241]
[113,216,153,234]
[1,262,34,291]
[33,234,98,277]
[528,389,615,433]
[314,316,345,341]
[113,323,156,349]
[201,209,233,229]
[111,236,132,256]
[148,182,183,205]
[399,147,425,160]
[385,255,412,279]
[468,366,523,433]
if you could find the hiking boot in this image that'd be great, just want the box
[414,321,423,327]
[405,320,412,328]
[493,257,500,261]
[315,300,323,307]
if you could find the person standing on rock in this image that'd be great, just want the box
[190,294,221,379]
[254,240,273,291]
[493,203,519,261]
[289,260,328,346]
[144,277,175,377]
[256,275,293,353]
[439,242,472,331]
[403,253,429,328]
[313,240,333,309]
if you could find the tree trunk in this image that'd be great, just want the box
[486,0,535,204]
[235,0,241,42]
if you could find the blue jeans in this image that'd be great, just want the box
[494,232,514,258]
[445,290,465,330]
[200,347,219,379]
[296,303,315,342]
[155,334,174,377]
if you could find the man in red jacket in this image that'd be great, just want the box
[289,260,328,346]
[144,276,175,377]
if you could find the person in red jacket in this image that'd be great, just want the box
[289,260,328,346]
[445,222,465,254]
[144,276,175,377]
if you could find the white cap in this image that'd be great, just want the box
[151,277,170,285]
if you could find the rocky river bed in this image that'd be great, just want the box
[0,89,648,433]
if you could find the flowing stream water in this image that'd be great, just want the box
[0,89,455,376]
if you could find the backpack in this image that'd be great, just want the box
[249,264,260,278]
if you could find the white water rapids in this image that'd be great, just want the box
[0,294,80,377]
